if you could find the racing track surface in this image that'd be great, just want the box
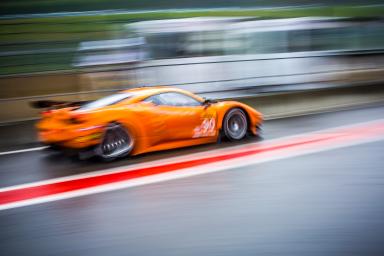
[1,104,384,256]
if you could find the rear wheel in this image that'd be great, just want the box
[223,108,248,141]
[96,123,134,160]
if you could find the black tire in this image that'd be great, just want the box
[96,123,134,160]
[223,108,248,141]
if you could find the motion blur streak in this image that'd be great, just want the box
[0,119,384,211]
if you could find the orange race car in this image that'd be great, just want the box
[35,87,263,160]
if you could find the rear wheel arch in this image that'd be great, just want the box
[96,121,136,160]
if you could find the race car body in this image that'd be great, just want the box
[36,87,263,160]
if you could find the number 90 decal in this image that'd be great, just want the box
[193,117,216,138]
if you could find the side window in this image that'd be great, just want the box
[143,94,163,105]
[144,92,201,107]
[158,92,202,107]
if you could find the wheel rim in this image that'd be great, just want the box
[226,110,247,140]
[99,124,133,158]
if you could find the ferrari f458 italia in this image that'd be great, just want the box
[35,87,263,160]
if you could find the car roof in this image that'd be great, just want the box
[120,86,202,100]
[121,86,178,94]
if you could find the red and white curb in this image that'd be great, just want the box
[1,119,384,211]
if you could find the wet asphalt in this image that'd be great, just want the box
[0,104,384,256]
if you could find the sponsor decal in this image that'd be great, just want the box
[193,117,216,138]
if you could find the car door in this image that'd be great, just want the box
[144,92,217,142]
[131,95,167,146]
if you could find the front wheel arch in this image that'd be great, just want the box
[222,108,248,141]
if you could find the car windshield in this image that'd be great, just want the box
[77,93,132,111]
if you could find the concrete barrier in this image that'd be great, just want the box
[1,83,384,123]
[239,83,384,119]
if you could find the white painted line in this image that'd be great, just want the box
[1,132,384,211]
[0,146,48,156]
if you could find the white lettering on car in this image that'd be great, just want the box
[193,117,216,138]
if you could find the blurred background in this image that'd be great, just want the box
[2,2,384,256]
[0,0,384,122]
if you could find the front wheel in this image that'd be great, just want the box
[223,108,248,141]
[96,123,134,160]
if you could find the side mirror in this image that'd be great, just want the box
[203,99,211,108]
[202,98,217,108]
